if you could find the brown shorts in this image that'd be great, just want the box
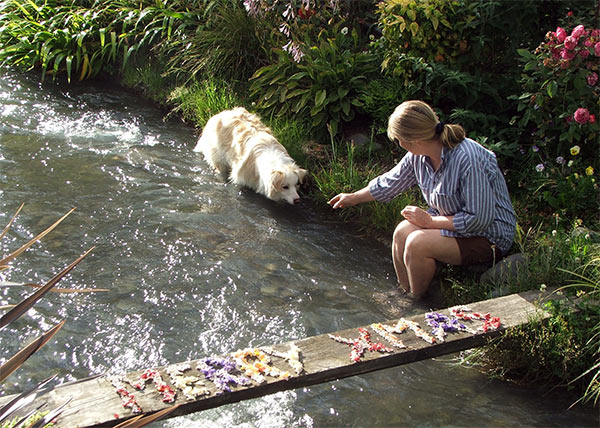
[455,236,503,266]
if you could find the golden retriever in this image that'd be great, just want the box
[194,107,307,204]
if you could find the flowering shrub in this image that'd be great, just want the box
[513,22,600,158]
[512,20,599,222]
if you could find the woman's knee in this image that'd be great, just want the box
[393,220,418,246]
[404,230,430,260]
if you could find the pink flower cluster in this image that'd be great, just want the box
[544,24,600,65]
[574,107,596,125]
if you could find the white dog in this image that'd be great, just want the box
[194,107,307,205]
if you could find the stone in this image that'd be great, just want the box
[480,253,528,285]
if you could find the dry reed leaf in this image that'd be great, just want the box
[0,320,65,383]
[114,405,181,428]
[0,207,76,268]
[0,374,57,423]
[0,203,24,242]
[0,281,108,293]
[0,247,94,331]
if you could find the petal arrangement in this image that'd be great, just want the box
[108,308,501,414]
[331,309,502,362]
[108,343,305,414]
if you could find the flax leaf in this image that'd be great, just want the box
[0,203,24,242]
[0,207,76,268]
[0,320,65,383]
[114,404,180,427]
[0,374,57,423]
[0,247,94,330]
[0,281,108,293]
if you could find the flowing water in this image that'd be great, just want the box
[0,70,597,427]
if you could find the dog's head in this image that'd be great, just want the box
[269,166,307,205]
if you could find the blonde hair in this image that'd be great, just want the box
[387,100,465,149]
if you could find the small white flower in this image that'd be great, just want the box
[540,284,547,292]
[341,27,348,35]
[552,230,557,236]
[568,160,574,167]
[585,233,590,240]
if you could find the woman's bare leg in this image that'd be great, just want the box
[392,220,421,292]
[403,229,462,298]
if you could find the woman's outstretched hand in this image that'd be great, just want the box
[328,193,355,209]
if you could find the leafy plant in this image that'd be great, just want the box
[510,20,600,222]
[250,21,379,137]
[554,254,600,407]
[376,0,478,73]
[162,0,271,84]
[0,0,190,82]
[511,23,600,156]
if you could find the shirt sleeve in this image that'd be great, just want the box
[452,164,496,235]
[368,153,417,202]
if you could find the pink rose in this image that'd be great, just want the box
[592,29,600,38]
[556,27,567,42]
[551,47,561,59]
[590,114,596,124]
[574,108,590,124]
[572,25,585,38]
[588,72,599,86]
[561,49,576,60]
[595,42,600,56]
[564,36,577,50]
[579,49,590,59]
[584,38,593,47]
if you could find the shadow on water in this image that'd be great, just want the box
[0,70,597,427]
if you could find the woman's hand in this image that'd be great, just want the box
[328,187,375,209]
[328,193,355,209]
[401,205,433,228]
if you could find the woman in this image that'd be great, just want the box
[329,100,516,299]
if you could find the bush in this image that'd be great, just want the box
[161,0,272,84]
[249,20,379,137]
[376,0,477,71]
[511,20,600,224]
[0,0,190,82]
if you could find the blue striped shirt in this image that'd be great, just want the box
[368,138,516,254]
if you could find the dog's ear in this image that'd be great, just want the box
[296,168,307,184]
[268,170,286,198]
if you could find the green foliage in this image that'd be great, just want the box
[1,411,52,428]
[510,19,600,224]
[162,0,272,84]
[0,0,192,82]
[511,25,600,156]
[558,253,600,406]
[460,230,600,403]
[475,299,599,390]
[311,134,420,234]
[249,21,379,137]
[376,0,477,73]
[167,78,240,128]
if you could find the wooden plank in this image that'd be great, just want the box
[1,289,556,427]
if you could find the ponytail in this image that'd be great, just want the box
[438,123,465,149]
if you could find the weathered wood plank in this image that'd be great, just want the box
[1,289,556,427]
